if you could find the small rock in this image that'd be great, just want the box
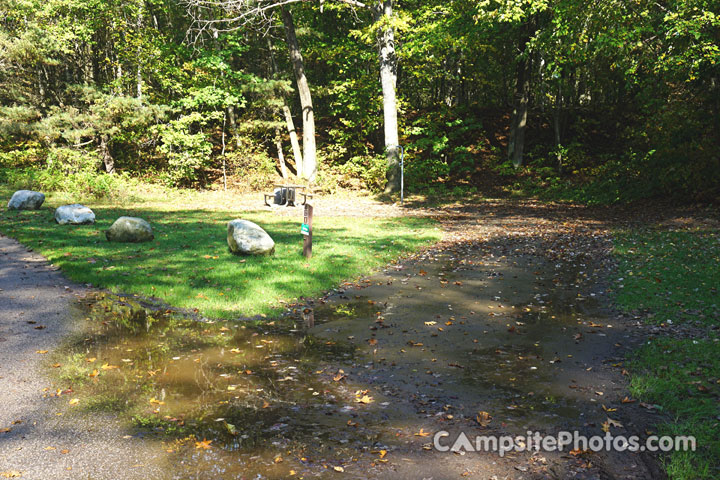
[106,216,154,243]
[7,190,45,210]
[55,204,95,225]
[227,219,275,255]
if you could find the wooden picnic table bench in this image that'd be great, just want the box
[264,184,314,207]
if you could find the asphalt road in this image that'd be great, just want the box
[0,235,167,480]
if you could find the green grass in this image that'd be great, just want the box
[614,228,720,479]
[0,189,440,318]
[614,230,719,324]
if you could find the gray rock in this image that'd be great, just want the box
[55,204,95,225]
[7,190,45,210]
[227,219,275,255]
[106,216,154,243]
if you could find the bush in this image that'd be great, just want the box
[225,140,277,192]
[1,147,136,199]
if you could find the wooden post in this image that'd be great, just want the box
[302,204,313,259]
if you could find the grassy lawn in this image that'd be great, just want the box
[614,229,720,480]
[0,187,440,318]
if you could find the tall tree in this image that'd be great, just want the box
[375,0,401,192]
[280,7,316,180]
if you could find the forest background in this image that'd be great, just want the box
[0,0,718,204]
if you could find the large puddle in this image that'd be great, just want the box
[55,248,632,478]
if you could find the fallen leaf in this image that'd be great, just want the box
[621,396,636,404]
[195,439,212,450]
[606,417,623,428]
[414,428,431,437]
[356,395,374,404]
[35,350,48,354]
[0,471,22,477]
[68,398,79,406]
[88,369,99,378]
[333,466,345,472]
[476,411,492,427]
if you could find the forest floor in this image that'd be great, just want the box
[0,192,717,479]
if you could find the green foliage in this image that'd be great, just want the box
[1,147,137,199]
[0,0,718,199]
[156,113,214,187]
[224,140,277,191]
[404,110,485,189]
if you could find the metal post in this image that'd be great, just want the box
[302,204,313,259]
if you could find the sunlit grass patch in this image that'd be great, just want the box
[0,191,439,318]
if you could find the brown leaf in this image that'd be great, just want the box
[606,417,623,428]
[476,411,492,427]
[569,449,589,456]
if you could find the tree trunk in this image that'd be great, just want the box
[136,2,143,98]
[376,0,400,193]
[281,7,316,182]
[275,127,288,179]
[554,80,563,174]
[283,105,303,177]
[267,37,303,177]
[221,111,227,191]
[508,28,532,169]
[98,134,115,173]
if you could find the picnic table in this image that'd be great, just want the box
[264,184,314,207]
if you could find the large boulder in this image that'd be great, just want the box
[7,190,45,210]
[106,216,154,243]
[227,219,275,256]
[55,204,95,225]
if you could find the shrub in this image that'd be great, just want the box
[1,147,136,199]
